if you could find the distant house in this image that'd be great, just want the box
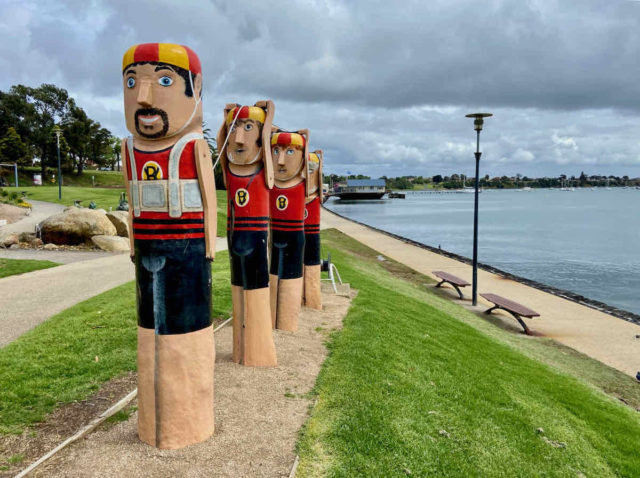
[336,179,386,200]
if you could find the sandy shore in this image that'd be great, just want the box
[321,207,640,378]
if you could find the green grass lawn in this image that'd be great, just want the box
[296,230,640,477]
[0,251,231,435]
[12,167,126,188]
[3,186,125,211]
[0,258,59,279]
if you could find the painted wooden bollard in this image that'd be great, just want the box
[216,102,277,366]
[303,150,323,310]
[269,130,309,331]
[121,43,216,449]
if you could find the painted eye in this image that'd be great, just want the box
[244,123,253,131]
[286,148,294,155]
[273,147,279,155]
[126,77,135,88]
[158,76,173,86]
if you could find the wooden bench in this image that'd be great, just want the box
[480,293,540,335]
[432,271,470,299]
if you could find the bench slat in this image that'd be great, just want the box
[432,271,470,287]
[480,293,540,318]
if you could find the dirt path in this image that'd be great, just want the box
[0,237,228,348]
[0,200,65,239]
[321,208,640,378]
[30,289,353,477]
[0,203,27,225]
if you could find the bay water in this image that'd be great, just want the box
[324,188,640,315]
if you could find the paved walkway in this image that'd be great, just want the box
[0,237,228,348]
[0,200,66,239]
[0,249,116,264]
[322,208,640,378]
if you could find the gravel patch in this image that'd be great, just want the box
[28,289,353,477]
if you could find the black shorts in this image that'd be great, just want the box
[135,238,212,335]
[270,229,305,279]
[227,229,269,289]
[304,232,321,266]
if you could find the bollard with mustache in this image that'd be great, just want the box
[303,150,323,310]
[121,43,216,449]
[216,102,277,366]
[269,129,309,331]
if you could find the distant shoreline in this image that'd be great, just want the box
[323,204,640,327]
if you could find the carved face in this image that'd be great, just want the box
[227,119,262,164]
[272,144,304,181]
[307,155,320,192]
[123,63,202,140]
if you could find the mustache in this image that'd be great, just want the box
[134,108,169,139]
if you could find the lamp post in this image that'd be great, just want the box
[465,112,492,306]
[52,125,62,200]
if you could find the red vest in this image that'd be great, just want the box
[270,182,305,232]
[126,142,205,240]
[304,196,321,235]
[226,168,269,232]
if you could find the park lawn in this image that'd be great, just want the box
[3,186,125,211]
[14,167,126,188]
[296,229,640,477]
[0,258,59,279]
[0,251,232,435]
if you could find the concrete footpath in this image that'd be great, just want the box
[0,238,228,348]
[322,208,640,378]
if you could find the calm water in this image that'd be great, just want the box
[325,188,640,315]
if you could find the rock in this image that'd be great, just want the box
[40,208,117,245]
[106,211,130,238]
[9,243,19,249]
[43,243,59,250]
[19,232,35,242]
[91,235,130,252]
[31,238,43,247]
[2,234,19,247]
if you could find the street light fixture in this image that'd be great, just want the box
[465,112,492,306]
[52,125,62,200]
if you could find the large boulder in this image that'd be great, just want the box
[106,211,130,238]
[40,208,117,245]
[1,234,19,247]
[91,235,130,252]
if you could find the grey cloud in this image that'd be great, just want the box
[1,0,640,179]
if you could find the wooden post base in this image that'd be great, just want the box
[303,264,322,310]
[137,326,215,449]
[270,275,303,332]
[232,285,277,366]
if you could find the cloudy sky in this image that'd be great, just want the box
[2,0,640,178]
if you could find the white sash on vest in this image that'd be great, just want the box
[127,133,204,218]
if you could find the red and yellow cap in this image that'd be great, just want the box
[226,106,266,125]
[271,132,306,148]
[308,152,320,163]
[122,43,201,75]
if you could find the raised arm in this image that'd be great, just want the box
[121,138,135,259]
[195,138,217,260]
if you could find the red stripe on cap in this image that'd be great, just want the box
[183,45,201,74]
[133,43,159,64]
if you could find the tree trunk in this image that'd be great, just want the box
[77,159,84,176]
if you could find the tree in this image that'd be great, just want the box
[0,127,28,165]
[11,84,71,180]
[432,174,443,184]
